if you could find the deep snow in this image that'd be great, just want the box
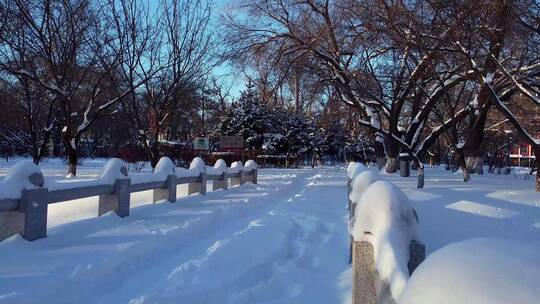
[1,159,540,303]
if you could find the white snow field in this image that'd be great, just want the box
[0,161,351,304]
[1,159,540,303]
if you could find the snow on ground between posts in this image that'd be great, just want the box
[398,238,540,304]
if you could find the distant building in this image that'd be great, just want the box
[509,132,539,167]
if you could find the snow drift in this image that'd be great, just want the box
[398,238,540,304]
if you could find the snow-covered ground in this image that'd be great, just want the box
[382,167,540,254]
[1,159,539,303]
[0,160,350,304]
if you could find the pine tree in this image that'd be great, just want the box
[218,82,270,151]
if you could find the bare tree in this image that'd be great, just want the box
[0,0,159,176]
[0,0,56,163]
[223,0,477,187]
[116,0,218,168]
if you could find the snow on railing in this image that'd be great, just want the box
[0,157,258,242]
[347,161,425,304]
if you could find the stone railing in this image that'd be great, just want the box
[0,157,257,241]
[347,162,425,304]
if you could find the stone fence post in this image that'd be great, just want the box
[153,174,177,203]
[99,161,131,217]
[213,172,228,191]
[0,162,48,241]
[252,169,258,184]
[99,178,131,217]
[188,172,207,195]
[352,241,377,304]
[231,170,243,187]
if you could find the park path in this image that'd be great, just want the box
[0,167,351,304]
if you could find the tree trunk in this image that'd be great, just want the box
[465,156,484,175]
[150,142,160,169]
[373,133,385,169]
[534,145,540,192]
[62,125,78,177]
[464,101,489,175]
[456,148,470,182]
[417,165,425,189]
[67,146,77,177]
[384,137,400,173]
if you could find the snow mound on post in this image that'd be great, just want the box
[349,170,378,204]
[206,159,227,175]
[348,161,358,175]
[244,160,257,170]
[189,157,206,173]
[351,180,419,300]
[229,161,243,173]
[398,238,540,304]
[154,157,176,177]
[101,158,129,185]
[347,162,365,180]
[214,159,227,170]
[0,160,43,199]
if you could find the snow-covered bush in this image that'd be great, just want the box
[101,158,129,185]
[398,238,540,304]
[0,160,44,199]
[350,180,419,300]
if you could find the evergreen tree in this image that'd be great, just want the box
[218,82,270,151]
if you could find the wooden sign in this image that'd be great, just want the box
[220,136,244,149]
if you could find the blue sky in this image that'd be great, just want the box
[147,0,247,99]
[211,0,246,99]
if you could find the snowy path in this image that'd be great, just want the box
[0,167,351,304]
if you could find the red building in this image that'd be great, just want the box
[509,132,539,167]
